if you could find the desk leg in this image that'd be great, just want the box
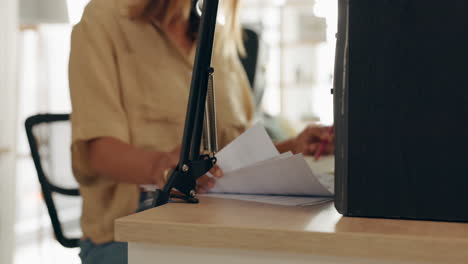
[128,243,418,264]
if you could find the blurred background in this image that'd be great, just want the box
[0,0,337,263]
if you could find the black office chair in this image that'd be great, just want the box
[240,27,266,107]
[25,114,80,248]
[240,27,290,141]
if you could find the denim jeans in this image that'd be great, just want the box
[79,192,154,264]
[79,239,128,264]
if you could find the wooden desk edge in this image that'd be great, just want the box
[115,217,468,264]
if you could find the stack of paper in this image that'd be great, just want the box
[202,193,332,207]
[205,123,334,206]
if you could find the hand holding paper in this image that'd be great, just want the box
[208,123,333,198]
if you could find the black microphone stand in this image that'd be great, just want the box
[152,0,219,207]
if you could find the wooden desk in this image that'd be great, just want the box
[115,197,468,264]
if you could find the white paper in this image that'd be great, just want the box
[241,151,293,170]
[211,153,333,197]
[304,156,335,175]
[315,173,334,194]
[202,193,333,207]
[304,156,335,194]
[214,123,279,173]
[143,124,335,199]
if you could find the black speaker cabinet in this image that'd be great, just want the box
[334,0,468,221]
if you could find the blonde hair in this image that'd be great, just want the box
[219,0,245,57]
[124,0,245,57]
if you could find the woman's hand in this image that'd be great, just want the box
[196,165,223,194]
[150,145,224,193]
[150,146,181,188]
[293,125,334,156]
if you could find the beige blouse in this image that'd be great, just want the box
[69,0,254,243]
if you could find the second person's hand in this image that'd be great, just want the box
[294,125,334,156]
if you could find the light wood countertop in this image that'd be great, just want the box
[115,197,468,263]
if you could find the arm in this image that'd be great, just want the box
[275,138,296,154]
[68,12,176,188]
[275,125,334,155]
[88,137,223,191]
[87,137,179,187]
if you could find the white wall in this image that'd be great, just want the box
[0,0,18,263]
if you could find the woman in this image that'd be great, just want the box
[69,0,333,263]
